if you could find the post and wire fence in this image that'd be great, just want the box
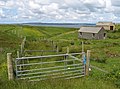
[7,40,92,81]
[7,39,111,81]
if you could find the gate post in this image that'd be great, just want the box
[82,52,86,75]
[7,53,14,80]
[85,50,91,76]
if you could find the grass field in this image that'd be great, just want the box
[0,24,120,89]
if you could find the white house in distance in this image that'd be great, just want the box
[96,22,115,31]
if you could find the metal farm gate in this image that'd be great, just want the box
[15,52,86,81]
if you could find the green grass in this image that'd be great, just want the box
[0,24,120,89]
[0,78,118,89]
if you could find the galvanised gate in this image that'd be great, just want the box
[15,52,86,81]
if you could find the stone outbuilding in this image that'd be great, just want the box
[96,22,115,30]
[78,26,106,40]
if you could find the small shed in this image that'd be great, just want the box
[78,26,106,40]
[96,22,115,30]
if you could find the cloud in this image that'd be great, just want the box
[111,0,120,6]
[83,0,106,12]
[0,9,4,17]
[0,0,120,23]
[0,1,5,9]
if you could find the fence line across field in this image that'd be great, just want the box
[24,50,57,53]
[19,37,60,57]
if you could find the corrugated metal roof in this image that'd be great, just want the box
[96,22,114,26]
[78,26,103,33]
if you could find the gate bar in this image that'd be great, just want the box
[17,66,84,77]
[16,53,83,60]
[17,59,83,66]
[20,71,85,80]
[17,64,83,73]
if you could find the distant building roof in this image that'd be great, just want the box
[78,26,104,33]
[96,22,115,26]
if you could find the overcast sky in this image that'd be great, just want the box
[0,0,120,23]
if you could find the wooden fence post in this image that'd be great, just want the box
[17,51,20,58]
[56,46,59,53]
[67,46,69,54]
[21,37,26,56]
[14,30,16,34]
[51,40,54,50]
[7,53,14,80]
[82,41,84,52]
[21,44,23,56]
[85,50,91,76]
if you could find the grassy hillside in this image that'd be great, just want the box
[0,24,120,89]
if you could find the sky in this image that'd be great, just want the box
[0,0,120,23]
